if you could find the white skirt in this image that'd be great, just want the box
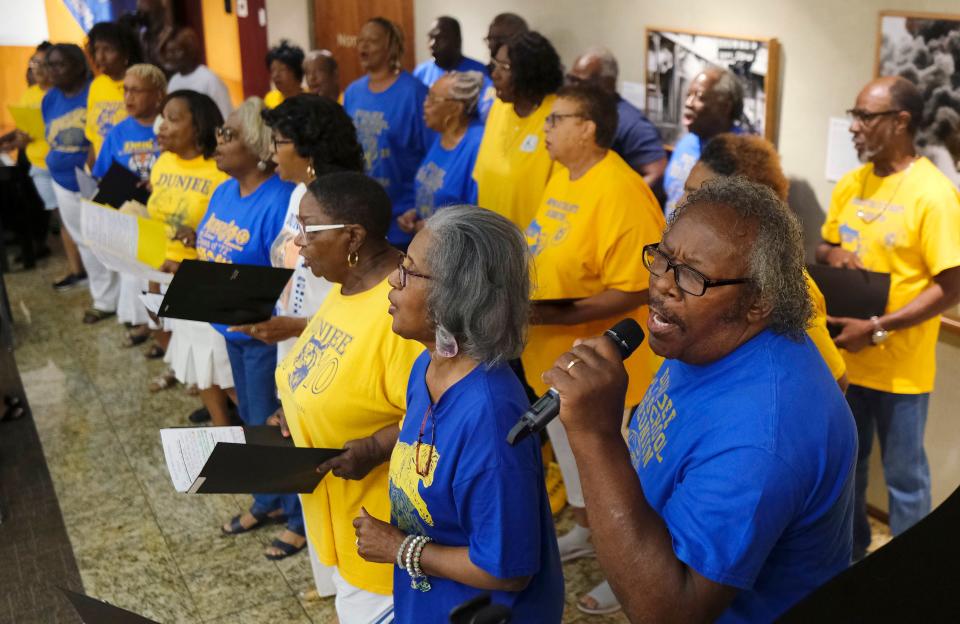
[117,273,150,326]
[164,319,234,390]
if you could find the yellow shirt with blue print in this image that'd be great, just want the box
[821,156,960,393]
[85,74,126,157]
[276,278,423,595]
[147,152,228,262]
[522,150,666,407]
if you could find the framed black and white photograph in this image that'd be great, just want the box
[877,11,960,187]
[643,27,780,146]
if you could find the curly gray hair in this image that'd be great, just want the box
[669,176,812,338]
[443,70,484,117]
[423,205,531,365]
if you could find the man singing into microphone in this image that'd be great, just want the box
[543,176,857,622]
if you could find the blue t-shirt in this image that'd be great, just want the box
[413,121,484,218]
[343,72,433,246]
[613,96,667,174]
[413,56,488,87]
[91,116,162,181]
[629,329,856,623]
[664,126,746,216]
[196,174,293,341]
[389,352,564,623]
[42,82,92,191]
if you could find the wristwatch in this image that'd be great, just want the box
[869,316,889,345]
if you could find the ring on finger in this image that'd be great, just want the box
[566,358,582,371]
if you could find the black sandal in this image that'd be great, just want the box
[221,511,286,536]
[264,537,307,560]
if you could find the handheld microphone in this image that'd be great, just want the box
[506,318,645,446]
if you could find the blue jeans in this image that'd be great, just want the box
[225,338,304,536]
[847,385,930,559]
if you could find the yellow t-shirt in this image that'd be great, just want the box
[805,272,846,381]
[473,95,556,229]
[276,278,423,595]
[264,89,283,109]
[821,157,960,393]
[147,152,228,261]
[19,85,50,169]
[522,151,666,406]
[85,74,126,157]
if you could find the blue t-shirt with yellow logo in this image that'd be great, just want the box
[389,351,564,623]
[343,72,433,247]
[42,82,92,191]
[413,121,483,219]
[91,116,161,181]
[628,329,856,622]
[196,174,293,341]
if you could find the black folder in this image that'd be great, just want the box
[158,260,293,325]
[191,440,342,494]
[92,161,150,208]
[806,264,890,323]
[60,588,161,623]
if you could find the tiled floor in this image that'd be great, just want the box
[7,255,631,623]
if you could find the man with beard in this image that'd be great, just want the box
[662,67,742,215]
[542,176,857,622]
[816,76,960,561]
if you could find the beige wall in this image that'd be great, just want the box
[412,0,960,212]
[265,0,312,51]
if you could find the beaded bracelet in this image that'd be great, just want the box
[404,535,433,592]
[395,534,416,568]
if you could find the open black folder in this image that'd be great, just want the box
[161,425,342,494]
[92,161,150,208]
[806,264,890,333]
[158,260,293,325]
[60,588,161,623]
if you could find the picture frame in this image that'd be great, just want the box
[643,27,781,146]
[877,10,960,331]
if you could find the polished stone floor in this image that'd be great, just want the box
[8,255,631,623]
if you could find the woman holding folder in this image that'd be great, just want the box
[352,206,564,622]
[275,172,422,622]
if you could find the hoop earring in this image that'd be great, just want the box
[347,250,359,267]
[435,324,459,358]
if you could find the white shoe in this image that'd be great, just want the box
[577,580,622,615]
[558,524,595,562]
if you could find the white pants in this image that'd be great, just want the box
[29,166,57,210]
[302,501,337,598]
[547,417,584,508]
[52,181,120,312]
[117,273,150,325]
[331,568,394,624]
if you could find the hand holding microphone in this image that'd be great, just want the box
[507,319,644,445]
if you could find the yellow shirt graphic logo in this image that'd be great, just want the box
[389,440,440,535]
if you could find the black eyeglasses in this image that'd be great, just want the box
[846,108,903,124]
[396,256,432,289]
[545,112,586,129]
[272,136,294,153]
[642,243,751,297]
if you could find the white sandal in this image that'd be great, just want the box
[577,580,622,615]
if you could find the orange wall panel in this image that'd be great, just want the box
[201,0,242,108]
[0,47,39,130]
[44,0,87,44]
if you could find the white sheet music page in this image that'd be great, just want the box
[160,427,246,493]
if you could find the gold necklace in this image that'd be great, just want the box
[856,159,915,224]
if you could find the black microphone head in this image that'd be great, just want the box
[604,318,645,359]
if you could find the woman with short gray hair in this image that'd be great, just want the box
[397,71,486,233]
[354,205,564,622]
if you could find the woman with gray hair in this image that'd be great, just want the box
[398,71,485,233]
[354,205,565,622]
[183,97,305,559]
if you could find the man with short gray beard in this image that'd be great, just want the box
[816,76,960,562]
